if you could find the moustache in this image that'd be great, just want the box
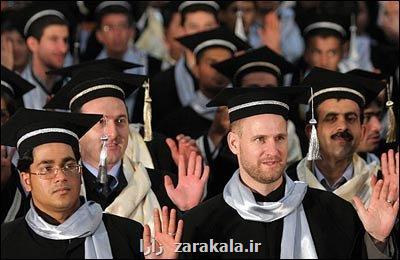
[52,185,72,194]
[331,131,354,142]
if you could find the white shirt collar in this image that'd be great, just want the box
[313,162,354,190]
[82,160,122,180]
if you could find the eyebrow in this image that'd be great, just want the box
[37,156,76,166]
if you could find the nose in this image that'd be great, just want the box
[320,54,329,68]
[58,40,68,55]
[53,167,68,182]
[104,121,118,140]
[263,139,280,157]
[369,116,382,133]
[336,115,348,132]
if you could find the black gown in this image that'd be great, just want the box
[157,106,212,139]
[181,183,368,258]
[82,165,178,211]
[1,213,144,259]
[1,164,29,223]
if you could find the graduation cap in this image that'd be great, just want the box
[21,3,70,38]
[212,46,297,87]
[346,69,387,82]
[94,1,132,14]
[178,1,220,13]
[1,108,102,155]
[302,13,350,40]
[301,67,386,109]
[176,27,250,58]
[206,86,309,123]
[301,67,386,160]
[1,65,35,99]
[46,58,143,77]
[44,69,147,111]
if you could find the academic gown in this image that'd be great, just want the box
[181,184,368,259]
[157,106,212,139]
[82,165,178,211]
[1,164,29,223]
[1,213,144,259]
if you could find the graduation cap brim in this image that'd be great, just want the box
[346,69,387,82]
[207,86,309,122]
[1,65,35,98]
[44,70,147,110]
[212,46,297,86]
[176,26,250,56]
[46,58,143,77]
[1,108,102,155]
[301,67,386,108]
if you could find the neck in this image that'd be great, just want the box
[31,58,55,91]
[239,168,283,197]
[315,153,353,185]
[106,49,126,60]
[34,199,80,224]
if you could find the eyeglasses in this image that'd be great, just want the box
[29,164,82,180]
[101,23,130,32]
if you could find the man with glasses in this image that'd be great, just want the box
[1,108,182,258]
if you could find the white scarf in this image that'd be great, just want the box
[296,154,378,206]
[189,90,217,121]
[223,170,317,259]
[174,57,196,106]
[125,124,155,169]
[25,201,112,259]
[103,156,161,232]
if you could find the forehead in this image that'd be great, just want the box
[101,13,129,24]
[308,36,341,48]
[42,24,69,36]
[200,47,233,61]
[32,142,75,161]
[318,99,360,115]
[240,114,287,134]
[80,97,127,116]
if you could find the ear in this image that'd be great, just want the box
[360,123,367,140]
[95,30,105,44]
[227,131,240,155]
[20,172,32,192]
[26,36,39,53]
[192,62,200,79]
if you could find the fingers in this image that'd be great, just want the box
[395,152,399,175]
[388,149,395,177]
[162,206,169,234]
[166,138,178,159]
[193,154,203,178]
[153,208,162,234]
[178,154,186,178]
[379,176,390,201]
[201,165,210,183]
[372,179,384,202]
[186,152,196,176]
[164,175,175,197]
[175,219,184,243]
[353,196,368,221]
[143,224,151,249]
[168,208,177,235]
[381,152,388,178]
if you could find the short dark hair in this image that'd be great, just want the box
[305,29,345,47]
[17,146,81,173]
[28,16,69,40]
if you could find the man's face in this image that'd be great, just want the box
[358,102,383,152]
[2,30,29,71]
[316,99,362,160]
[229,114,288,185]
[241,71,278,87]
[21,143,81,215]
[33,25,69,70]
[182,11,219,35]
[196,47,232,96]
[304,36,343,71]
[79,97,129,169]
[221,1,256,34]
[96,13,133,56]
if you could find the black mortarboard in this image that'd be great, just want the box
[301,67,386,109]
[43,69,147,111]
[1,108,102,155]
[206,86,309,123]
[346,69,387,82]
[46,58,143,77]
[1,65,35,99]
[21,3,70,38]
[302,13,350,40]
[94,1,132,14]
[178,1,220,13]
[212,46,297,87]
[176,27,250,58]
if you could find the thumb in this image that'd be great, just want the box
[164,175,175,198]
[353,196,368,222]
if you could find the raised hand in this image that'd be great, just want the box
[143,206,183,259]
[257,11,281,54]
[166,134,201,167]
[353,150,399,242]
[1,37,14,70]
[164,151,209,211]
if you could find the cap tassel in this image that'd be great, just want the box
[143,79,153,142]
[386,77,396,143]
[235,10,247,41]
[307,87,321,161]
